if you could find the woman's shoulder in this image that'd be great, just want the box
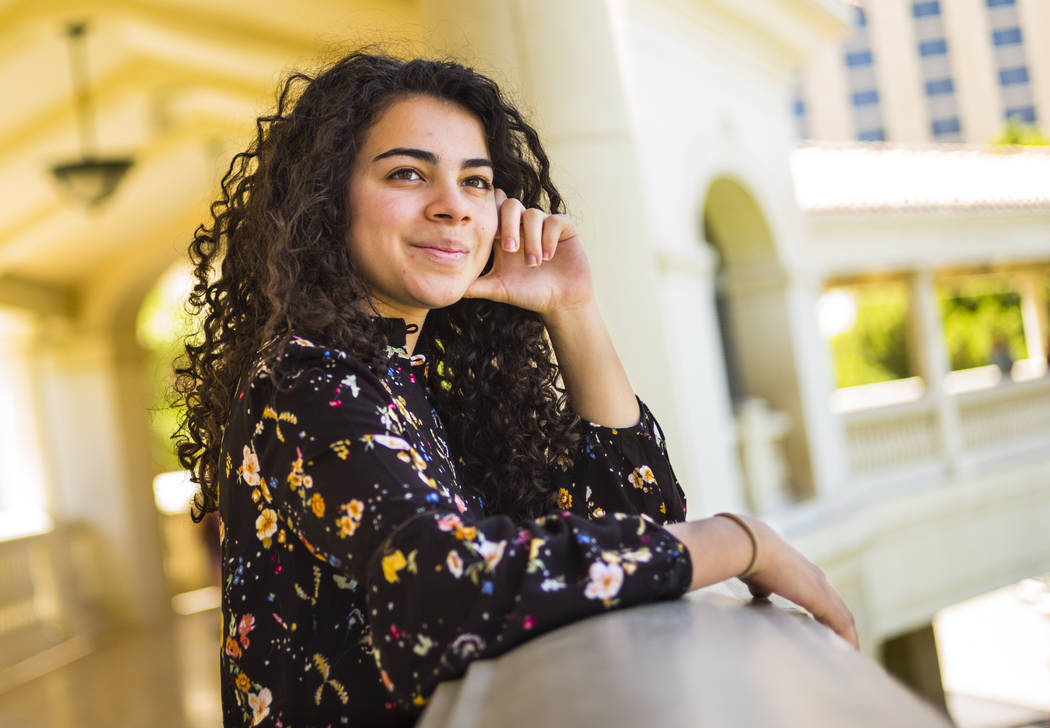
[244,333,381,391]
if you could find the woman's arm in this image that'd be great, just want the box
[665,515,859,649]
[466,195,857,649]
[242,342,692,710]
[465,190,639,427]
[544,300,640,428]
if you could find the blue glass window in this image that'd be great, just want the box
[855,8,867,26]
[999,67,1030,86]
[986,0,1014,6]
[919,39,948,56]
[846,50,874,67]
[793,98,806,117]
[931,117,961,135]
[992,28,1023,46]
[1005,106,1037,124]
[851,89,880,106]
[925,78,955,96]
[858,128,886,142]
[913,1,941,17]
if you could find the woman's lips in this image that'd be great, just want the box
[411,241,469,264]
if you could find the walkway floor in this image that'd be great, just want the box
[0,610,221,728]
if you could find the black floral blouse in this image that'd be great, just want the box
[217,321,692,727]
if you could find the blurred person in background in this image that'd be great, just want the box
[174,51,856,727]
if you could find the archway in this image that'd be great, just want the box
[702,176,816,501]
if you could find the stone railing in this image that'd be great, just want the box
[957,375,1050,454]
[837,371,1050,479]
[841,397,941,476]
[0,521,100,691]
[419,587,952,727]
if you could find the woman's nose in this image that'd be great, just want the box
[424,179,471,223]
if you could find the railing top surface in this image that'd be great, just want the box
[839,374,1050,425]
[419,589,952,728]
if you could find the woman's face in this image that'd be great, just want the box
[346,94,497,325]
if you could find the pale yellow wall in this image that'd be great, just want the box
[804,37,855,140]
[1018,0,1050,130]
[941,0,1002,143]
[866,0,927,143]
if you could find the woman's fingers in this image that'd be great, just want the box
[521,208,545,267]
[745,524,859,649]
[744,580,772,600]
[541,214,569,262]
[494,188,508,248]
[495,193,573,266]
[498,195,523,253]
[798,569,859,649]
[817,588,859,649]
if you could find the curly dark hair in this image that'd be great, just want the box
[174,51,583,524]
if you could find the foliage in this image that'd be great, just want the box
[991,118,1050,146]
[830,283,913,388]
[939,279,1026,371]
[828,277,1031,389]
[136,265,196,471]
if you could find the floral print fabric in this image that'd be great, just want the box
[218,327,691,727]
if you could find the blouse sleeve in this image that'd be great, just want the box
[242,344,692,712]
[552,398,688,525]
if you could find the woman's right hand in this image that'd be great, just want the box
[664,516,858,649]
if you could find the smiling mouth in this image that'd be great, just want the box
[411,241,470,263]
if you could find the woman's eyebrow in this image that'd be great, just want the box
[373,147,493,170]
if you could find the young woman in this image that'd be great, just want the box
[175,51,856,727]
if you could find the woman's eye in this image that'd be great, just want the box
[463,176,493,190]
[388,168,422,181]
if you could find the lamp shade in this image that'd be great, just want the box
[50,156,133,207]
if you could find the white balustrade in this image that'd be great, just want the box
[734,397,793,513]
[836,374,1050,478]
[957,376,1050,451]
[841,398,940,475]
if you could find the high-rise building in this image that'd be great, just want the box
[796,0,1050,143]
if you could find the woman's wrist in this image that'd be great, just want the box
[664,517,766,592]
[714,513,760,578]
[543,299,640,428]
[540,296,598,334]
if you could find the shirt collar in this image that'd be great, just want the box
[372,316,419,351]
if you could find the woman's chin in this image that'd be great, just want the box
[414,286,474,312]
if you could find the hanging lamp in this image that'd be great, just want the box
[49,22,133,207]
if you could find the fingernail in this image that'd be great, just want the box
[542,251,552,261]
[527,254,539,267]
[505,238,518,252]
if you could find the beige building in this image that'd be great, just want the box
[798,0,1050,143]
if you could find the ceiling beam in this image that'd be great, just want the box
[0,274,74,317]
[0,52,271,161]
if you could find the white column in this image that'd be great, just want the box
[657,244,746,515]
[783,272,850,499]
[1018,272,1048,375]
[37,328,169,623]
[910,271,964,473]
[0,311,50,521]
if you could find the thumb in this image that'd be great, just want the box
[464,274,508,303]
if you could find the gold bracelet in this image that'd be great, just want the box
[715,512,759,579]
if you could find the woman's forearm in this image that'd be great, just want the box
[664,517,758,591]
[543,301,641,428]
[665,515,860,648]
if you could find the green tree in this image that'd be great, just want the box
[136,265,196,471]
[991,118,1050,146]
[939,279,1026,371]
[830,283,914,388]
